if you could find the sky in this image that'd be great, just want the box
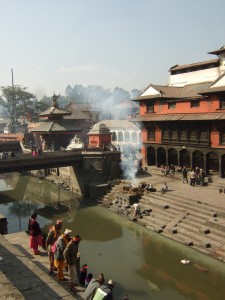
[1,0,225,100]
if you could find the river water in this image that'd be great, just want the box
[0,173,225,300]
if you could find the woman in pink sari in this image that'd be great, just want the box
[28,213,42,255]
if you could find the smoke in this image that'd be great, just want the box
[119,148,142,182]
[120,160,138,181]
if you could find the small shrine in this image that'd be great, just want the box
[31,94,81,150]
[87,123,112,150]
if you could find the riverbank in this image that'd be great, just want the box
[98,168,225,264]
[30,166,225,263]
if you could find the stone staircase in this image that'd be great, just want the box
[99,179,225,263]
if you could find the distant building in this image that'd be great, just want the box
[132,45,225,177]
[91,119,141,154]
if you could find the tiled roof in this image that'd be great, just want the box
[130,112,225,122]
[93,119,140,130]
[208,45,225,55]
[134,82,213,101]
[169,59,219,72]
[30,121,81,132]
[39,106,71,117]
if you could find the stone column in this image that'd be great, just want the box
[190,152,193,170]
[166,149,169,166]
[155,148,159,167]
[203,153,208,175]
[178,151,181,167]
[219,156,222,178]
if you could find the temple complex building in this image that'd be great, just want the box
[132,45,225,177]
[31,94,81,150]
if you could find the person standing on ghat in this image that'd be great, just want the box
[46,219,63,275]
[54,228,72,281]
[181,166,188,184]
[28,212,42,255]
[63,235,82,292]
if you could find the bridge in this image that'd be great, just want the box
[0,150,83,173]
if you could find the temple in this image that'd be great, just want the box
[31,94,81,150]
[132,45,225,177]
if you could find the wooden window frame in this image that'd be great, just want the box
[147,127,155,141]
[190,100,200,108]
[168,102,176,109]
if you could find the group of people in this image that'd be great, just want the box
[161,164,206,187]
[28,214,82,292]
[28,213,118,298]
[161,164,176,177]
[181,166,206,186]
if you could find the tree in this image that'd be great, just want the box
[0,85,35,132]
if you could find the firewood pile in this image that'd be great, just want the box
[120,181,152,196]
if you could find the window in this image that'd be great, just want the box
[146,103,154,113]
[220,129,225,144]
[168,102,176,109]
[190,100,200,108]
[147,127,155,141]
[220,99,225,109]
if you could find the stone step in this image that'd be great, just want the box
[142,193,218,218]
[140,200,225,246]
[180,217,225,240]
[138,215,168,230]
[165,210,189,229]
[160,191,225,216]
[140,196,212,222]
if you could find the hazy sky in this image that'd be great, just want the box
[1,0,225,99]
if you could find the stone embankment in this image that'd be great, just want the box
[0,232,85,300]
[99,168,225,263]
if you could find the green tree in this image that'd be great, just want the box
[0,85,35,132]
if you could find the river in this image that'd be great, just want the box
[0,173,225,300]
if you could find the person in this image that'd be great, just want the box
[79,263,88,286]
[54,228,72,281]
[189,169,196,186]
[32,148,38,156]
[85,273,93,288]
[160,182,168,195]
[83,273,105,300]
[46,219,63,275]
[199,169,206,186]
[28,212,42,255]
[182,166,188,184]
[170,164,175,176]
[38,147,43,155]
[93,279,114,300]
[10,150,15,158]
[177,166,182,173]
[63,235,81,292]
[133,202,140,218]
[144,183,156,192]
[123,295,129,300]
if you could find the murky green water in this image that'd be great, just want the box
[0,173,225,299]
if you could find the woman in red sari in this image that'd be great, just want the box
[28,212,42,255]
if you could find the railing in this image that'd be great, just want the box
[0,150,83,173]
